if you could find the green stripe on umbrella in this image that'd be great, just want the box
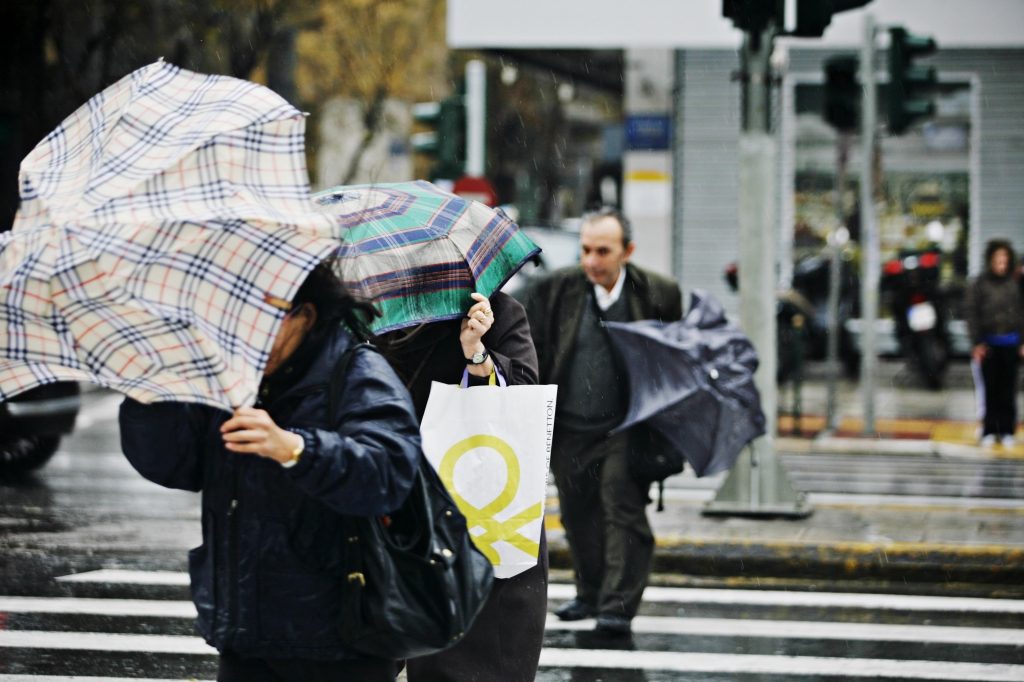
[314,181,539,334]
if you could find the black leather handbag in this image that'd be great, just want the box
[330,343,494,659]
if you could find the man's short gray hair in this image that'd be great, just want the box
[581,207,633,248]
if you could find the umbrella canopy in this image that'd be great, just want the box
[313,182,539,334]
[605,289,766,477]
[0,60,340,410]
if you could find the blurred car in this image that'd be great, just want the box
[0,383,80,476]
[502,226,581,301]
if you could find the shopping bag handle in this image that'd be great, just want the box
[460,365,507,388]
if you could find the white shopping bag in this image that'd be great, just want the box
[420,377,557,578]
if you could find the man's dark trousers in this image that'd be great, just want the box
[551,430,653,619]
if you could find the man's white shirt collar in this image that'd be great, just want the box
[594,267,627,311]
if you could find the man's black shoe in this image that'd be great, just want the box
[554,599,596,621]
[594,613,632,635]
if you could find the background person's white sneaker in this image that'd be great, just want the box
[1001,435,1016,447]
[980,434,997,447]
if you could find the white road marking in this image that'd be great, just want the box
[539,649,1024,681]
[546,614,1024,646]
[0,596,194,618]
[4,630,1020,680]
[57,570,1024,614]
[549,483,1024,509]
[0,671,210,675]
[5,596,1016,647]
[0,630,213,655]
[548,583,1024,613]
[56,570,189,586]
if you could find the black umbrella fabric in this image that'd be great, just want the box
[604,289,765,478]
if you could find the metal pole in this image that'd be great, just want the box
[826,133,850,432]
[738,28,776,428]
[465,60,486,178]
[671,49,686,282]
[859,14,878,435]
[704,25,810,519]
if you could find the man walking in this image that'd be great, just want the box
[524,207,682,634]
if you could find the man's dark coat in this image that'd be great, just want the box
[524,262,684,456]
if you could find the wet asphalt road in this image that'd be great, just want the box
[1,389,1022,681]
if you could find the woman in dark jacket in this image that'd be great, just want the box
[119,261,422,681]
[375,290,548,682]
[965,239,1024,446]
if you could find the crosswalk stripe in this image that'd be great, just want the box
[554,484,1024,509]
[0,677,209,682]
[0,596,194,617]
[4,596,1016,647]
[538,649,1024,681]
[0,630,213,655]
[546,615,1024,646]
[0,671,208,675]
[549,582,1024,613]
[56,570,189,586]
[57,570,1024,614]
[4,630,1021,680]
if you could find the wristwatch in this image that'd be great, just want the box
[280,433,305,469]
[466,348,490,365]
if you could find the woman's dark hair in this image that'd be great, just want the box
[984,238,1016,273]
[292,256,378,339]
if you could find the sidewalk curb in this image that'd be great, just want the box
[548,539,1024,584]
[776,435,1021,460]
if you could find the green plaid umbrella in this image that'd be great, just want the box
[313,181,539,334]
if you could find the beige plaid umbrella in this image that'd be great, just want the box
[0,61,341,410]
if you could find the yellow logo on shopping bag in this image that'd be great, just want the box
[439,434,543,566]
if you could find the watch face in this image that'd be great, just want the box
[472,351,485,363]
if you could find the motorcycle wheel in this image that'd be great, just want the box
[0,435,61,477]
[914,332,948,391]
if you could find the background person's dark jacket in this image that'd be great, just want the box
[119,325,422,661]
[378,291,539,418]
[376,291,548,682]
[965,271,1024,345]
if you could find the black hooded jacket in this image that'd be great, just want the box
[119,324,422,660]
[965,244,1024,346]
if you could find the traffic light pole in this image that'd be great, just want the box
[704,24,811,518]
[825,131,851,433]
[464,60,486,178]
[859,13,879,435]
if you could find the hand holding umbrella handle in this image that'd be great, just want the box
[461,293,495,378]
[221,407,305,465]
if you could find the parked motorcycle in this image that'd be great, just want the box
[0,382,81,476]
[880,247,950,389]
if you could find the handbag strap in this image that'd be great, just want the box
[459,365,507,388]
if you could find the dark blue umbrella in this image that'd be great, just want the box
[605,289,765,478]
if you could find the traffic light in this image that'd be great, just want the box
[411,95,465,181]
[791,0,873,38]
[823,55,860,132]
[722,0,783,33]
[887,27,938,135]
[724,0,872,37]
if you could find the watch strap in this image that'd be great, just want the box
[465,348,489,364]
[280,433,305,468]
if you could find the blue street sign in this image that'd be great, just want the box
[625,114,671,151]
